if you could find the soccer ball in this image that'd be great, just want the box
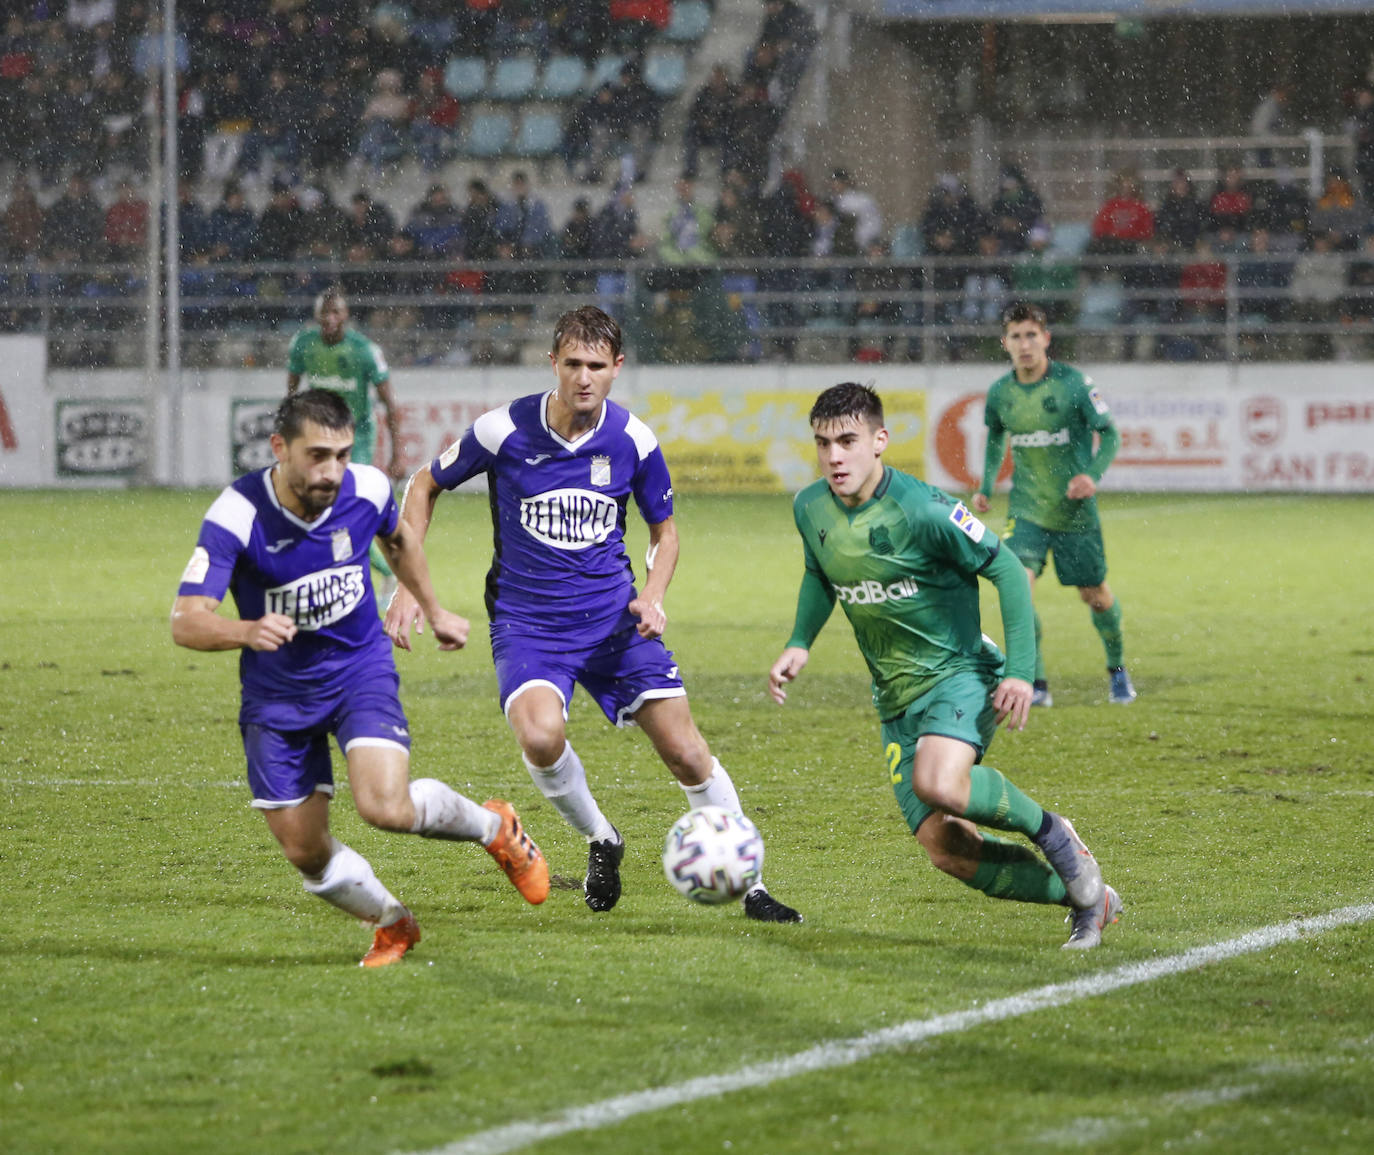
[662,806,764,905]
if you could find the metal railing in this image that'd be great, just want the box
[5,250,1372,369]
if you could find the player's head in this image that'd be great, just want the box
[272,390,354,518]
[275,388,353,442]
[549,307,625,422]
[1000,301,1052,379]
[1000,301,1048,334]
[314,286,349,340]
[809,382,885,432]
[552,305,622,360]
[809,383,889,507]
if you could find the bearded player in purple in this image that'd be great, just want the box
[172,389,550,968]
[386,306,801,922]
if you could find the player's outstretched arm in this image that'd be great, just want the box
[768,647,810,705]
[171,595,297,652]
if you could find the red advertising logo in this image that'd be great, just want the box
[1243,396,1283,447]
[935,392,1010,490]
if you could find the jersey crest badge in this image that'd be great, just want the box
[331,527,353,562]
[868,525,894,556]
[590,455,611,487]
[949,502,986,544]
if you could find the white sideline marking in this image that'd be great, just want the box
[407,904,1374,1155]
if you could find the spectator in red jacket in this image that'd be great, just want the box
[1087,170,1154,256]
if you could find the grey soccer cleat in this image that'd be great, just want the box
[1035,811,1105,910]
[1064,884,1123,950]
[1108,667,1137,704]
[1031,679,1053,708]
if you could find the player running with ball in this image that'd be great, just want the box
[769,383,1120,948]
[172,389,549,967]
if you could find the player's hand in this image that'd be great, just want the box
[246,613,297,652]
[629,595,666,639]
[427,608,470,652]
[992,675,1033,731]
[971,492,991,514]
[384,585,425,651]
[768,647,810,704]
[1066,473,1097,500]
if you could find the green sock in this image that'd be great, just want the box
[370,541,394,579]
[1033,609,1046,682]
[963,765,1044,838]
[966,834,1067,904]
[1092,600,1124,668]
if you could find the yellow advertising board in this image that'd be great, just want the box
[637,390,927,493]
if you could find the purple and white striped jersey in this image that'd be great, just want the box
[177,463,399,704]
[430,390,674,638]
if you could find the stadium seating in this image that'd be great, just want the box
[443,56,488,101]
[585,53,628,94]
[664,0,712,46]
[512,108,564,159]
[890,223,924,259]
[537,55,588,101]
[460,109,514,158]
[1049,221,1092,257]
[489,54,539,102]
[643,48,687,98]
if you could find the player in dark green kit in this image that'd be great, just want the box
[769,383,1121,948]
[287,287,404,600]
[972,301,1135,706]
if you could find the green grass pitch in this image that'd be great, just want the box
[2,489,1372,1155]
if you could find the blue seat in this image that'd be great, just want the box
[537,54,587,100]
[890,223,923,259]
[512,108,563,158]
[1049,220,1092,257]
[584,53,626,94]
[489,54,538,101]
[643,48,687,98]
[443,56,487,101]
[664,0,711,45]
[460,110,513,158]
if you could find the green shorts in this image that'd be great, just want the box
[1004,517,1108,588]
[882,670,1001,836]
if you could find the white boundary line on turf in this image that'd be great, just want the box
[405,903,1374,1155]
[0,777,244,789]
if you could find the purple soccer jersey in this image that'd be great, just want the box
[177,463,400,711]
[430,390,674,639]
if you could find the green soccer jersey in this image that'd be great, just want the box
[286,327,389,447]
[981,360,1115,533]
[788,466,1032,719]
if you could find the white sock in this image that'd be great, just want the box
[524,742,616,842]
[300,839,407,926]
[681,761,765,896]
[409,778,499,843]
[680,757,743,813]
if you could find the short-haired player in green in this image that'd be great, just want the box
[287,286,404,604]
[768,383,1120,948]
[972,301,1135,706]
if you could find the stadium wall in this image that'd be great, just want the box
[1,345,1371,493]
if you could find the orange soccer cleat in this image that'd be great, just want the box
[482,799,550,904]
[360,911,421,968]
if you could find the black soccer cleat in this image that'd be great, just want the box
[584,829,625,912]
[743,887,803,923]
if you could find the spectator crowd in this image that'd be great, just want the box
[4,2,1374,364]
